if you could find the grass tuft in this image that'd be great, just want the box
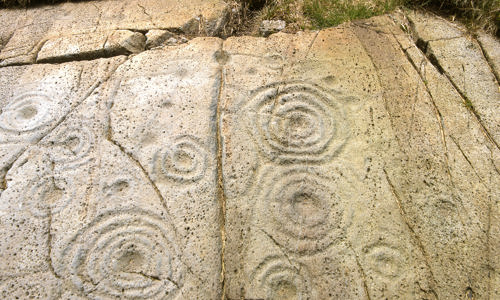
[304,0,403,28]
[409,0,499,35]
[2,0,499,35]
[240,0,499,35]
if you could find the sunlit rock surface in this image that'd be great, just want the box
[0,3,499,299]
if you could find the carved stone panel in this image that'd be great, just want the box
[221,28,436,299]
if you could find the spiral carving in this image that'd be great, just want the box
[26,173,74,218]
[249,256,310,300]
[46,125,94,169]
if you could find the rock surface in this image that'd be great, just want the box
[0,3,499,300]
[0,0,230,66]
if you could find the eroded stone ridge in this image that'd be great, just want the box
[0,5,499,300]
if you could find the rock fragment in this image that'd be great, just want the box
[259,19,286,36]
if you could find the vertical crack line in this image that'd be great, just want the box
[33,39,48,63]
[450,133,495,298]
[399,39,469,231]
[352,28,406,154]
[91,3,103,33]
[411,42,499,151]
[260,229,299,274]
[475,37,500,85]
[303,30,319,60]
[137,3,157,28]
[215,42,227,300]
[105,111,180,239]
[383,168,439,300]
[347,242,372,300]
[448,136,485,185]
[1,30,17,52]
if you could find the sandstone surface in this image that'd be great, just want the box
[0,3,499,300]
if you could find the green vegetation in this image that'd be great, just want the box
[303,0,403,28]
[1,0,499,35]
[416,0,499,34]
[242,0,499,35]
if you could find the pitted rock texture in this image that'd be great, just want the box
[0,4,499,300]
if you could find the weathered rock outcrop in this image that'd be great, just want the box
[0,2,499,299]
[0,0,230,66]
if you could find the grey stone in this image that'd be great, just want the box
[260,19,286,36]
[145,29,175,49]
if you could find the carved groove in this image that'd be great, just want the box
[257,167,345,255]
[243,82,349,163]
[46,125,95,169]
[250,256,311,300]
[152,135,207,183]
[57,209,184,300]
[0,93,55,133]
[26,173,74,218]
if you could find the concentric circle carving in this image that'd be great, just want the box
[26,173,74,218]
[260,168,344,255]
[152,135,207,183]
[47,125,94,169]
[58,210,183,299]
[250,256,311,300]
[243,82,348,163]
[0,93,55,132]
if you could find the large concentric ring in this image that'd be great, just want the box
[58,210,183,299]
[260,168,344,254]
[243,82,348,163]
[0,93,55,132]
